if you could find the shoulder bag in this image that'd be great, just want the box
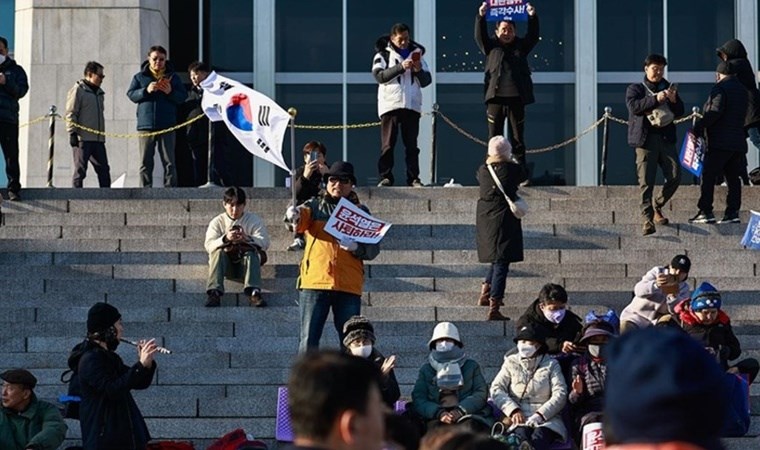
[487,164,529,219]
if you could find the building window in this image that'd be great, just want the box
[598,1,663,71]
[437,0,574,73]
[204,0,253,72]
[667,0,734,71]
[347,1,413,73]
[276,0,342,72]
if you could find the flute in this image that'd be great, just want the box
[120,338,173,354]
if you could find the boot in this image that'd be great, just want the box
[487,298,510,321]
[477,282,491,306]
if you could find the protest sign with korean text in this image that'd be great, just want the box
[324,198,392,244]
[741,210,760,250]
[486,0,528,22]
[679,129,705,177]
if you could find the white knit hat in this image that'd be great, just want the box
[428,322,462,349]
[487,136,512,159]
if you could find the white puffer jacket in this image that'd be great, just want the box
[490,353,568,441]
[372,37,431,117]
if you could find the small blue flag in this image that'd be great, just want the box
[679,129,705,177]
[741,210,760,250]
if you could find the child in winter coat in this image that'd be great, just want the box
[677,282,759,384]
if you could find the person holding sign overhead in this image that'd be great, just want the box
[285,161,381,352]
[475,1,539,184]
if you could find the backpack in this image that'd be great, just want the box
[59,368,82,420]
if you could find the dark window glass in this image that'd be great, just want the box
[276,0,342,72]
[597,83,708,185]
[169,0,199,75]
[667,0,734,71]
[436,84,575,186]
[0,0,13,52]
[347,1,413,73]
[347,84,383,186]
[437,0,574,73]
[204,0,253,72]
[598,1,663,71]
[275,84,343,186]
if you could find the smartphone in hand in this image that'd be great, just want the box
[412,52,421,62]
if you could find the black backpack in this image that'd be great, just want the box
[60,341,87,420]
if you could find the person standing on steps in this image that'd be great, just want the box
[475,2,539,184]
[0,36,28,201]
[625,54,684,236]
[372,23,431,188]
[475,136,526,321]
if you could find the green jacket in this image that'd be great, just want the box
[411,358,492,422]
[0,395,68,450]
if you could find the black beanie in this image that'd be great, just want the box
[87,302,121,334]
[605,327,727,450]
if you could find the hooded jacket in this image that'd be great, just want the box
[0,57,29,124]
[126,60,187,130]
[621,266,690,329]
[65,79,106,143]
[295,192,380,296]
[475,13,539,105]
[69,339,156,450]
[515,299,583,354]
[490,353,568,441]
[0,394,67,450]
[372,36,432,117]
[678,309,740,370]
[694,75,749,153]
[716,39,760,128]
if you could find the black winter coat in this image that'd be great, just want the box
[476,162,526,264]
[293,165,323,205]
[694,76,748,153]
[516,299,583,355]
[626,79,684,148]
[0,57,29,124]
[180,85,209,147]
[716,39,760,128]
[679,310,741,371]
[69,340,156,450]
[126,60,187,131]
[475,14,539,105]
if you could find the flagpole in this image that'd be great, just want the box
[288,107,298,207]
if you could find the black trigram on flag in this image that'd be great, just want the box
[219,81,234,91]
[256,138,271,153]
[258,106,271,127]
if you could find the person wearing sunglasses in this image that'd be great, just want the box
[285,161,380,352]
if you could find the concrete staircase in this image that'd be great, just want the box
[1,185,759,449]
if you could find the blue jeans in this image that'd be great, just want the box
[298,289,361,353]
[485,262,510,301]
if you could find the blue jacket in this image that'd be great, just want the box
[0,57,29,124]
[126,60,187,131]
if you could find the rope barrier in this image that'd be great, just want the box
[61,113,206,138]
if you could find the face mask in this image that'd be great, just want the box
[588,344,603,358]
[543,308,566,324]
[349,344,372,359]
[517,342,537,358]
[436,341,455,352]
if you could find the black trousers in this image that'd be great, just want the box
[0,121,21,193]
[486,97,526,165]
[73,142,111,188]
[378,109,420,185]
[697,150,745,215]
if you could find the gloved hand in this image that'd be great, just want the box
[69,133,80,148]
[525,413,545,427]
[338,237,358,252]
[285,206,300,224]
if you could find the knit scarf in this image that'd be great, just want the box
[429,347,466,390]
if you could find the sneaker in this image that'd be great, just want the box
[642,220,656,236]
[689,211,716,224]
[8,191,20,201]
[519,179,532,187]
[653,207,669,225]
[410,179,424,188]
[718,213,740,224]
[249,289,267,307]
[377,178,392,187]
[287,236,305,251]
[205,290,222,307]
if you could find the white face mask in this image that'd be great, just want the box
[349,344,372,359]
[517,342,538,358]
[588,344,603,358]
[543,307,566,324]
[436,341,455,352]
